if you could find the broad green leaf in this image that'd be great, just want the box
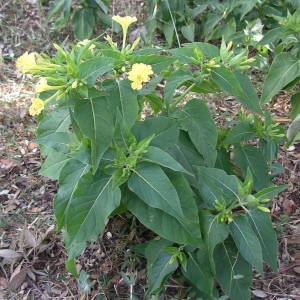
[74,95,114,172]
[93,0,108,13]
[181,22,195,42]
[146,244,178,295]
[145,239,171,266]
[287,114,300,145]
[172,42,219,60]
[247,210,278,271]
[258,139,278,162]
[103,80,138,130]
[134,48,163,56]
[258,27,285,47]
[37,106,70,138]
[169,47,199,64]
[291,93,300,119]
[142,146,192,175]
[36,132,75,153]
[182,250,214,296]
[234,144,271,191]
[136,55,176,73]
[224,122,256,145]
[65,173,121,259]
[72,8,95,40]
[229,216,263,273]
[128,194,200,246]
[145,240,178,294]
[261,53,300,103]
[214,241,252,300]
[128,163,184,221]
[238,0,259,19]
[132,116,179,150]
[69,143,91,165]
[167,131,205,186]
[191,79,219,94]
[186,41,219,55]
[254,185,289,200]
[79,57,113,86]
[233,71,263,114]
[162,23,174,47]
[164,69,194,104]
[144,94,164,113]
[203,13,224,39]
[54,159,90,230]
[39,149,71,179]
[47,0,71,20]
[211,66,242,96]
[168,172,202,242]
[176,99,217,167]
[128,172,202,246]
[215,148,233,174]
[199,211,229,273]
[65,258,78,277]
[195,167,241,208]
[211,67,263,114]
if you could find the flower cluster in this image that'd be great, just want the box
[16,16,154,116]
[16,50,72,116]
[128,63,153,90]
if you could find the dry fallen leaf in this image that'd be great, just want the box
[0,277,8,290]
[252,289,268,298]
[19,229,37,249]
[3,203,17,213]
[0,249,22,260]
[28,142,38,151]
[293,266,300,275]
[9,264,28,291]
[0,159,16,170]
[282,198,295,215]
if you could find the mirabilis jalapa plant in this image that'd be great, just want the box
[16,15,288,299]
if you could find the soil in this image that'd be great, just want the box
[0,1,299,299]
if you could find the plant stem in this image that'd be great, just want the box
[169,83,196,108]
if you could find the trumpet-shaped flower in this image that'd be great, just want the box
[16,52,39,73]
[112,15,137,49]
[29,98,45,116]
[35,78,60,93]
[128,63,153,90]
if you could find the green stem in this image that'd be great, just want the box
[169,83,196,108]
[122,29,128,51]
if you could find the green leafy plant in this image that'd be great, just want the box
[16,15,288,299]
[145,0,300,47]
[46,0,110,40]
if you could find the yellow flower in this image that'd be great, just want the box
[35,78,65,94]
[16,52,39,73]
[35,78,54,93]
[77,39,95,50]
[112,15,137,49]
[29,98,45,116]
[128,63,153,90]
[112,15,137,31]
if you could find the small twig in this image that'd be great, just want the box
[0,263,8,280]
